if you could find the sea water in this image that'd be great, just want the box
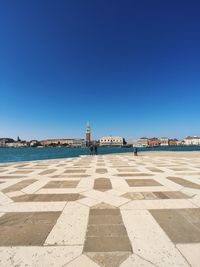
[0,146,200,163]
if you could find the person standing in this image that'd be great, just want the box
[89,144,93,155]
[94,144,98,155]
[133,146,138,156]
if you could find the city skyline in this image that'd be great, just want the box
[1,124,199,142]
[1,1,200,140]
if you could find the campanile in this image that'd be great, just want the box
[86,122,91,146]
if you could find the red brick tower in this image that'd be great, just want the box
[86,122,91,146]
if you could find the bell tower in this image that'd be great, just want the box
[86,122,91,146]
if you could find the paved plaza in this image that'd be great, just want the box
[0,152,200,266]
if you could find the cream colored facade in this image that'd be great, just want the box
[159,137,169,146]
[40,139,84,146]
[100,136,124,146]
[184,136,200,145]
[137,137,148,147]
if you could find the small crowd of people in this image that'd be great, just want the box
[89,143,98,155]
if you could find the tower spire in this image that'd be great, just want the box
[86,122,91,146]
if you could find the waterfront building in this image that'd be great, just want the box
[184,136,200,145]
[159,137,169,146]
[100,136,124,146]
[6,141,28,148]
[127,139,138,146]
[0,138,15,147]
[40,138,84,147]
[148,138,160,147]
[30,140,40,147]
[86,122,91,146]
[177,140,185,146]
[168,139,178,146]
[137,137,148,147]
[0,139,6,147]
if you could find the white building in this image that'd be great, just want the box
[159,137,169,146]
[184,136,200,145]
[137,137,148,147]
[6,142,28,148]
[100,136,124,146]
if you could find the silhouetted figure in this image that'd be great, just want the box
[94,144,98,155]
[89,145,93,155]
[133,146,138,156]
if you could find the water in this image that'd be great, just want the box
[0,146,200,163]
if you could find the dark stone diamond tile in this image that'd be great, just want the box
[0,212,60,246]
[163,191,190,199]
[179,209,200,229]
[0,176,25,179]
[89,215,123,225]
[39,169,57,175]
[149,208,200,243]
[116,173,153,177]
[84,237,132,252]
[9,170,33,174]
[52,174,89,178]
[126,179,162,187]
[64,169,86,173]
[12,193,84,202]
[122,192,144,200]
[117,168,139,172]
[153,192,169,199]
[96,169,108,174]
[93,178,112,192]
[2,179,37,193]
[147,167,164,173]
[87,225,127,237]
[142,192,157,200]
[85,252,131,267]
[90,209,120,216]
[43,180,80,188]
[167,177,200,189]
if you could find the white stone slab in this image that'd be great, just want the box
[0,202,66,212]
[77,178,94,188]
[189,198,200,207]
[0,192,13,205]
[0,246,82,267]
[110,179,129,190]
[45,202,89,245]
[36,188,83,194]
[77,197,100,207]
[121,210,189,267]
[22,181,49,194]
[177,243,200,267]
[120,199,197,210]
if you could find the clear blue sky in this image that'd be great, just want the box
[1,0,200,140]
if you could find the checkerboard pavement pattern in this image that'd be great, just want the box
[0,153,200,266]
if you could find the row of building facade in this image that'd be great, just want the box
[136,136,200,147]
[1,123,200,147]
[1,135,200,148]
[0,138,85,148]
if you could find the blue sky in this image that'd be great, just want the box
[1,0,200,140]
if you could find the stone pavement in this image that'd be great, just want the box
[0,153,200,267]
